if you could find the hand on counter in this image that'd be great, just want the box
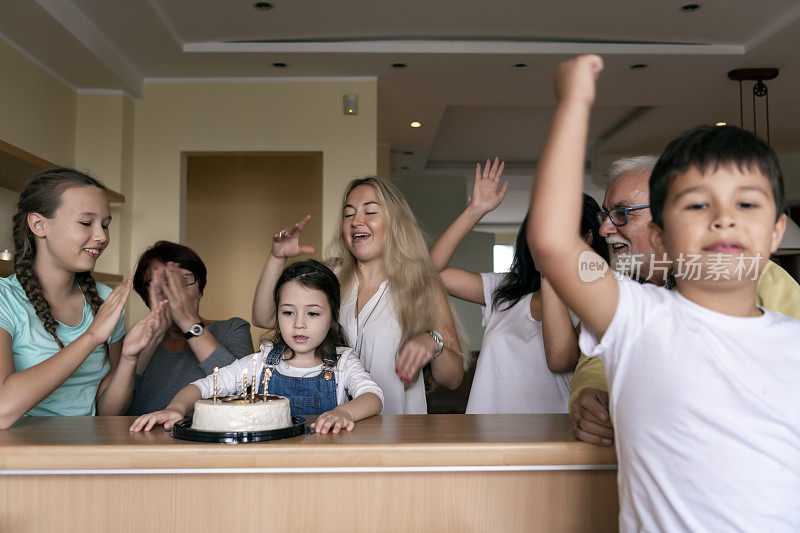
[311,410,355,434]
[570,388,614,446]
[129,409,183,432]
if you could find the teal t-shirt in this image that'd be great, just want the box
[0,274,126,416]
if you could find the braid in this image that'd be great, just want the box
[12,207,64,349]
[76,272,109,364]
[13,252,64,349]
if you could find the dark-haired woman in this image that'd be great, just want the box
[429,158,609,414]
[0,169,167,428]
[125,241,254,415]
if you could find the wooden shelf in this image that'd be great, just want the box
[0,139,125,203]
[0,259,123,284]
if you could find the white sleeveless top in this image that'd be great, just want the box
[466,273,574,414]
[339,279,427,414]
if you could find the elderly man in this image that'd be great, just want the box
[569,156,800,446]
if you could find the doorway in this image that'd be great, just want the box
[186,153,323,348]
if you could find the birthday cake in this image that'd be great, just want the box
[191,395,293,432]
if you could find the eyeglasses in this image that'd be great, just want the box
[598,205,650,227]
[144,273,197,289]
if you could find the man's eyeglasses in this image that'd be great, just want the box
[144,273,197,290]
[597,205,650,227]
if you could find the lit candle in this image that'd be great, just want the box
[262,365,272,401]
[241,370,247,399]
[251,354,258,403]
[213,367,219,402]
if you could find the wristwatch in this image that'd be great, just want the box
[183,323,204,339]
[427,329,444,359]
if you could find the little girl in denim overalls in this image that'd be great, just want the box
[130,260,384,435]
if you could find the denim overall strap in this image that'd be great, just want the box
[265,367,338,416]
[257,345,285,395]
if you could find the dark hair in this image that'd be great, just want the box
[492,215,539,311]
[133,241,208,306]
[266,259,348,368]
[494,194,608,311]
[12,168,109,360]
[650,125,784,228]
[581,193,611,263]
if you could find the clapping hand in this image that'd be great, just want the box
[161,262,201,331]
[470,157,507,215]
[121,300,168,361]
[85,278,132,346]
[271,214,316,259]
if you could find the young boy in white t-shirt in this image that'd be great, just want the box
[527,55,800,532]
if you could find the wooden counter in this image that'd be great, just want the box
[0,415,618,532]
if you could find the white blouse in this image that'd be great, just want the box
[191,343,384,409]
[339,279,427,414]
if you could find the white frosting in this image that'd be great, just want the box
[191,396,292,432]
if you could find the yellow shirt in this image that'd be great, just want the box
[568,261,800,409]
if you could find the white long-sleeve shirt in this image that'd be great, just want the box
[191,342,384,409]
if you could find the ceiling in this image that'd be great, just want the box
[2,0,800,226]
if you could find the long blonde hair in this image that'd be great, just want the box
[328,177,468,367]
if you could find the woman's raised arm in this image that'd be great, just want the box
[430,158,507,304]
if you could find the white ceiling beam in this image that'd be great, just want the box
[146,0,185,49]
[745,2,800,52]
[184,41,745,55]
[34,0,143,97]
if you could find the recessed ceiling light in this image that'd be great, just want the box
[392,63,406,68]
[254,2,273,10]
[680,3,700,12]
[514,63,527,68]
[272,62,287,68]
[715,121,727,126]
[630,64,648,70]
[410,121,422,128]
[404,151,414,155]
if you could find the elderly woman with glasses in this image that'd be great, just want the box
[125,241,254,415]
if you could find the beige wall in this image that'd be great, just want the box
[186,153,323,347]
[74,92,136,276]
[127,79,377,322]
[0,39,76,166]
[377,143,391,181]
[0,38,77,251]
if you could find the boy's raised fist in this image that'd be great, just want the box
[554,54,604,105]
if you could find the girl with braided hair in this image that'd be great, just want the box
[0,168,166,428]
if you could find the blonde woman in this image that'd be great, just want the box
[252,177,465,413]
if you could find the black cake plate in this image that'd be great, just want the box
[171,416,306,443]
